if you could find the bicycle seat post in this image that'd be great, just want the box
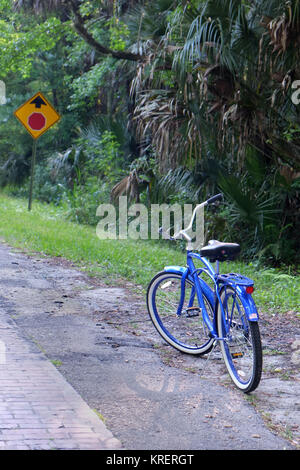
[216,260,220,275]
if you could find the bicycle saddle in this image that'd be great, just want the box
[200,240,240,262]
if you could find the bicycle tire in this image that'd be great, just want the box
[147,271,214,355]
[217,285,262,393]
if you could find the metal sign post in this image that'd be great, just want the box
[28,139,37,212]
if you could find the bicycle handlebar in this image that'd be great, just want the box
[169,193,223,243]
[207,193,223,205]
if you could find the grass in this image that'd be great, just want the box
[0,193,299,315]
[50,359,62,367]
[92,409,107,424]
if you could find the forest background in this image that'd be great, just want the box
[0,0,299,269]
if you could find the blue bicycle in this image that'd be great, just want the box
[146,194,262,393]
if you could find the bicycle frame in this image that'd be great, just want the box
[164,250,259,342]
[162,193,259,342]
[149,194,263,392]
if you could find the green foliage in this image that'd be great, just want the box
[107,17,130,51]
[68,58,116,111]
[0,14,64,78]
[31,127,127,225]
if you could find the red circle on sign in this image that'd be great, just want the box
[28,112,46,131]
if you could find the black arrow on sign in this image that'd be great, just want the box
[30,96,47,108]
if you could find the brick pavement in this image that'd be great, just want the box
[0,313,123,450]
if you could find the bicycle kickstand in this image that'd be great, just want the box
[198,339,219,381]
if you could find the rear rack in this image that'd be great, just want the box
[217,273,254,286]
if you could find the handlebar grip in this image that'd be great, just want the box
[207,193,223,205]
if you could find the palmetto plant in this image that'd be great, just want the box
[133,0,300,168]
[178,1,299,166]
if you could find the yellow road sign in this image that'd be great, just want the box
[14,92,60,139]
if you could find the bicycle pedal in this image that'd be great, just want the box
[185,307,200,318]
[231,352,244,358]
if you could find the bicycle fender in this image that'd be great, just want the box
[236,285,259,322]
[164,266,186,275]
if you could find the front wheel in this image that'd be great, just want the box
[147,271,214,355]
[217,285,262,393]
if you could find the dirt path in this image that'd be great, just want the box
[0,241,298,450]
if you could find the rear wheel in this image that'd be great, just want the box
[217,285,262,393]
[147,272,214,355]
